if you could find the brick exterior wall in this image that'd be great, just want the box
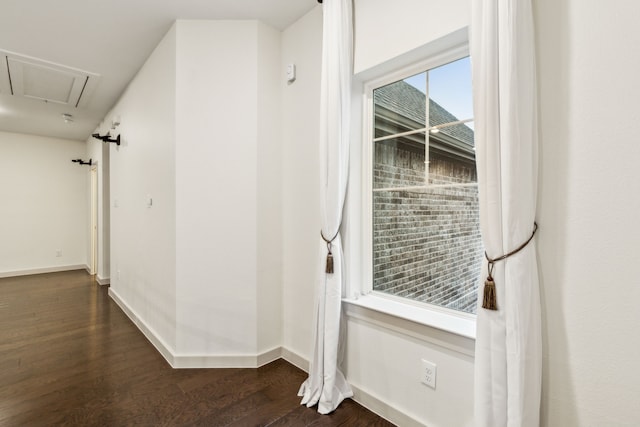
[372,142,483,314]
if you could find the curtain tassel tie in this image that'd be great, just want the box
[483,222,538,311]
[326,251,334,274]
[482,265,498,310]
[321,229,340,274]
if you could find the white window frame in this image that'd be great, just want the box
[343,28,477,342]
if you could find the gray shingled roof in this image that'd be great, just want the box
[374,80,474,146]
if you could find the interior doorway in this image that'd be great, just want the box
[90,166,98,275]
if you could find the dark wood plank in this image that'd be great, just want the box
[0,270,395,426]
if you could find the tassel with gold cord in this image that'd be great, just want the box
[325,248,334,274]
[321,229,340,275]
[482,267,498,310]
[482,222,539,311]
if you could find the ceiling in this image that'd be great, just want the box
[0,0,318,142]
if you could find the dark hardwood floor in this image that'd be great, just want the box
[0,270,394,426]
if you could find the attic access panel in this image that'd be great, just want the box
[0,50,100,108]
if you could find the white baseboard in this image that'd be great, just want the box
[280,348,424,426]
[0,264,87,278]
[108,289,284,369]
[281,347,310,372]
[108,288,176,366]
[257,347,283,367]
[350,384,425,427]
[96,276,110,285]
[172,346,282,369]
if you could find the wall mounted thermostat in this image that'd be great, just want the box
[286,63,296,83]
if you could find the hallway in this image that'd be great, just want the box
[0,270,392,426]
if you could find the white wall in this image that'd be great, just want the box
[353,0,470,74]
[174,20,282,358]
[281,5,323,365]
[535,0,640,425]
[0,131,87,276]
[108,24,178,351]
[107,19,283,364]
[174,20,259,357]
[256,22,284,355]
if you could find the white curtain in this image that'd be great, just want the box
[298,0,354,415]
[470,0,541,426]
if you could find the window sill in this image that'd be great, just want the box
[343,293,476,356]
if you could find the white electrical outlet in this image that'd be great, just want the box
[421,359,437,389]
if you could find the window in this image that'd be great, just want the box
[366,53,483,315]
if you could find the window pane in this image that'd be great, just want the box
[374,135,426,189]
[428,57,473,124]
[374,72,426,138]
[372,187,482,314]
[370,55,481,314]
[428,122,476,184]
